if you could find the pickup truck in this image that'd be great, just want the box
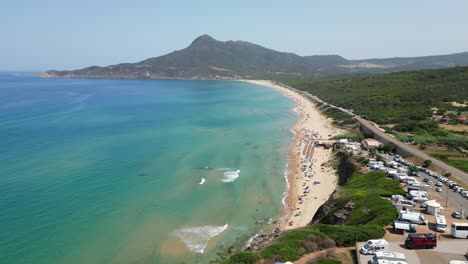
[404,233,437,249]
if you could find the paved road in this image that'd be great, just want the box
[280,83,468,186]
[378,153,468,216]
[356,115,468,185]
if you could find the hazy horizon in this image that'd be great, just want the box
[2,0,468,71]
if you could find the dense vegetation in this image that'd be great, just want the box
[222,163,403,263]
[320,171,404,226]
[287,67,468,169]
[288,67,468,125]
[322,106,358,126]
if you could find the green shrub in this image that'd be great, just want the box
[259,229,333,261]
[312,224,385,247]
[221,251,259,264]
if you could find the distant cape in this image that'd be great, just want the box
[42,34,468,79]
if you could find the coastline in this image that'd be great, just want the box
[241,80,342,231]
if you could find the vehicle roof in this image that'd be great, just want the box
[368,239,388,244]
[375,251,406,259]
[435,214,446,222]
[407,233,436,239]
[400,211,421,216]
[452,222,468,226]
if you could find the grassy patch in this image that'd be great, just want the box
[287,67,468,150]
[220,251,259,264]
[312,224,385,247]
[259,230,331,261]
[223,166,405,263]
[322,106,357,126]
[321,171,404,226]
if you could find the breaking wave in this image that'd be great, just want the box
[289,128,297,135]
[222,170,240,183]
[282,163,289,207]
[173,224,228,254]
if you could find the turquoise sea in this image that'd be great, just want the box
[0,73,297,263]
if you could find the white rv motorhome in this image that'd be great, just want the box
[407,183,429,191]
[360,239,389,255]
[399,211,428,225]
[435,214,447,232]
[369,251,407,264]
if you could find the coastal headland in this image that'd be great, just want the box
[242,80,342,231]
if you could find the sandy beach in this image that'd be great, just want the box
[242,80,342,230]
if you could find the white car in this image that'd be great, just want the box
[435,182,443,187]
[435,187,443,192]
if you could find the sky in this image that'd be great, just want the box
[1,0,468,71]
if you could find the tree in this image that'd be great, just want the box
[409,166,419,174]
[423,160,432,168]
[436,108,447,115]
[380,143,396,153]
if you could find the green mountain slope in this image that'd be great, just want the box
[42,35,468,79]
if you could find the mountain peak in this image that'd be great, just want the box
[190,34,217,46]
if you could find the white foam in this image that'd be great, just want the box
[199,178,206,185]
[173,224,228,254]
[289,128,297,135]
[222,170,240,182]
[244,229,263,249]
[282,163,290,207]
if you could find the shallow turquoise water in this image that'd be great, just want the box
[0,74,296,263]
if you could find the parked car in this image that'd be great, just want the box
[435,187,443,192]
[452,212,462,219]
[435,182,442,187]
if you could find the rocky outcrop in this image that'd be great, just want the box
[311,152,357,224]
[244,227,281,252]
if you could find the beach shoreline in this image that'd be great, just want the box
[241,80,342,231]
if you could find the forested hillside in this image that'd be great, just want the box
[288,66,468,124]
[287,66,468,153]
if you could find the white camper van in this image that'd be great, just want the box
[435,214,447,232]
[369,251,407,264]
[360,239,389,255]
[399,211,428,225]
